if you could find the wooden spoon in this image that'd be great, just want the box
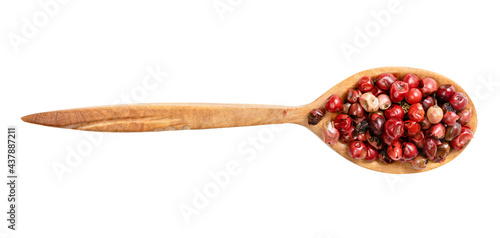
[22,67,477,174]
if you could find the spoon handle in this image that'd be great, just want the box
[22,103,307,132]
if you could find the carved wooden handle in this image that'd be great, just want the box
[22,103,308,132]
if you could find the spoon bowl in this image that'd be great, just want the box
[22,67,477,174]
[304,67,477,174]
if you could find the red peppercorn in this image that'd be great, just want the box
[365,144,379,162]
[366,131,384,149]
[349,103,366,119]
[437,84,456,103]
[385,104,404,120]
[384,118,404,140]
[348,141,368,160]
[407,103,425,123]
[443,111,460,126]
[428,123,446,140]
[445,122,462,141]
[451,127,473,150]
[325,94,343,113]
[457,109,472,125]
[411,157,428,170]
[402,142,418,161]
[389,81,410,103]
[422,96,435,111]
[420,117,432,130]
[374,73,397,91]
[423,137,437,160]
[409,131,425,149]
[435,142,451,163]
[378,150,394,164]
[357,76,374,93]
[322,121,340,145]
[382,132,398,145]
[404,120,421,137]
[308,108,325,125]
[406,88,423,104]
[387,140,403,161]
[369,113,386,136]
[342,103,352,114]
[347,89,361,103]
[449,92,469,111]
[401,73,420,89]
[420,77,438,97]
[341,126,358,143]
[441,102,456,114]
[371,86,385,97]
[357,131,367,141]
[334,114,352,132]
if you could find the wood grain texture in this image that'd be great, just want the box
[22,67,477,174]
[22,103,304,132]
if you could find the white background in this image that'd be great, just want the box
[1,0,500,237]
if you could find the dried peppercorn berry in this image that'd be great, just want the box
[357,76,374,93]
[443,111,460,126]
[420,77,438,96]
[369,113,386,136]
[341,126,358,143]
[377,150,393,164]
[366,131,384,149]
[411,157,428,170]
[365,144,379,162]
[347,89,361,103]
[385,104,404,120]
[325,94,343,113]
[374,73,397,91]
[408,103,425,123]
[371,86,385,97]
[428,123,446,140]
[322,121,340,145]
[435,142,451,163]
[382,132,398,145]
[451,127,473,150]
[384,118,404,140]
[427,105,444,124]
[349,103,366,119]
[378,94,392,110]
[457,109,472,125]
[422,138,437,160]
[348,141,367,160]
[449,92,469,111]
[445,122,462,141]
[437,84,455,103]
[357,131,367,141]
[334,114,352,132]
[409,131,425,149]
[308,108,325,125]
[402,142,418,161]
[342,103,352,114]
[422,96,435,111]
[441,102,456,114]
[390,81,410,103]
[402,73,420,89]
[420,117,432,130]
[359,92,380,112]
[406,88,423,104]
[404,120,421,137]
[387,140,403,161]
